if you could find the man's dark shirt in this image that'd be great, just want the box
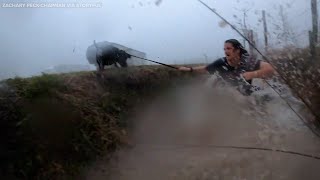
[205,54,261,95]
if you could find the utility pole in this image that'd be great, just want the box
[242,39,246,49]
[203,54,208,64]
[235,6,252,49]
[248,30,256,57]
[241,8,250,48]
[309,31,315,58]
[311,0,318,44]
[310,0,318,58]
[280,5,288,46]
[262,10,269,53]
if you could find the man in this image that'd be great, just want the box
[178,39,275,95]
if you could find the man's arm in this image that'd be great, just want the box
[178,59,223,74]
[242,61,275,80]
[178,65,208,74]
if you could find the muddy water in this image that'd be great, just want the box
[85,80,320,180]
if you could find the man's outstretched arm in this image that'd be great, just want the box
[178,65,208,74]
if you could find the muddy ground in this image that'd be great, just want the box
[83,79,320,180]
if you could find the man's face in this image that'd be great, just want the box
[224,42,240,66]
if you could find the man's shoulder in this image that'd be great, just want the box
[210,57,226,66]
[205,57,226,73]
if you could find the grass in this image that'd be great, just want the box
[268,46,320,123]
[0,66,196,179]
[1,57,319,179]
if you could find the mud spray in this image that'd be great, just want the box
[85,79,320,180]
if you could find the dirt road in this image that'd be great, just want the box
[84,81,320,180]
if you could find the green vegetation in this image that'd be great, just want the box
[0,66,196,179]
[1,57,319,179]
[269,47,320,122]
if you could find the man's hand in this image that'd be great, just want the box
[178,66,192,72]
[178,65,208,73]
[242,71,257,80]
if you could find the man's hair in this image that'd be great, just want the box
[225,39,248,55]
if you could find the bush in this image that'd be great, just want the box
[0,67,196,179]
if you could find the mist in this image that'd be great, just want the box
[0,0,313,79]
[84,80,320,179]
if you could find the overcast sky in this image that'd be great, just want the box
[0,0,313,79]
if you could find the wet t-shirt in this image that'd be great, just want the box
[205,54,261,95]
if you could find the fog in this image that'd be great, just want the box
[85,80,320,179]
[0,0,313,79]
